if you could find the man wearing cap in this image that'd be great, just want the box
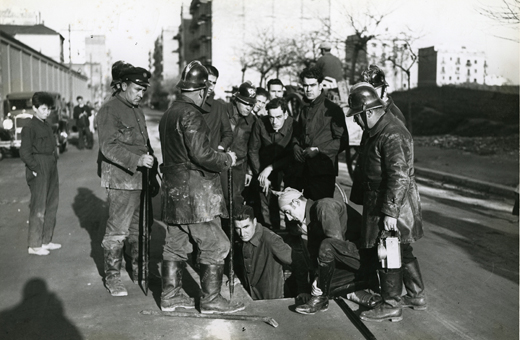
[316,42,344,83]
[97,62,157,297]
[201,65,233,152]
[220,81,257,210]
[276,187,382,315]
[159,61,244,314]
[292,67,346,201]
[346,83,425,323]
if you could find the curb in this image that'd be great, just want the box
[415,166,517,198]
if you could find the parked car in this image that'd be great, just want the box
[0,92,69,158]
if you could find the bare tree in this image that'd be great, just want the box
[384,32,420,133]
[243,30,296,86]
[477,0,520,42]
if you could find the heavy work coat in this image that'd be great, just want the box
[97,95,151,190]
[359,112,423,248]
[159,95,232,225]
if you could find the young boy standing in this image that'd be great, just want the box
[20,92,61,256]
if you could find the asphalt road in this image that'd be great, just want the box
[0,108,517,340]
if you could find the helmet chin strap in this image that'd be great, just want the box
[360,103,369,130]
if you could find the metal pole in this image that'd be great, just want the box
[228,168,234,299]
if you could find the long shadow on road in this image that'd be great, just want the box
[0,278,83,340]
[72,187,108,277]
[422,209,519,284]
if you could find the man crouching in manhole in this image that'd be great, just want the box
[276,188,383,315]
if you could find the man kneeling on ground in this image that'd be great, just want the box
[276,187,381,315]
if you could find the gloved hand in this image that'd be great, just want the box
[304,147,319,158]
[294,145,305,163]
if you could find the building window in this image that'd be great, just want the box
[474,79,477,83]
[467,69,470,75]
[457,77,459,80]
[474,60,477,64]
[441,66,445,73]
[449,76,452,80]
[475,69,477,73]
[450,57,452,61]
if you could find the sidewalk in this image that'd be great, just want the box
[413,145,518,197]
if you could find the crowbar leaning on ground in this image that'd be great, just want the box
[228,167,235,299]
[140,310,279,328]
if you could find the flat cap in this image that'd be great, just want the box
[120,66,152,87]
[319,41,332,50]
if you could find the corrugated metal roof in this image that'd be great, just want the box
[0,24,63,38]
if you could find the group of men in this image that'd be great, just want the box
[95,45,426,323]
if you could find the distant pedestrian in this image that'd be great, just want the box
[316,42,344,83]
[19,92,61,256]
[73,96,93,149]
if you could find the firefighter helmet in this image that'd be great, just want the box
[362,65,388,89]
[177,60,208,91]
[346,82,386,117]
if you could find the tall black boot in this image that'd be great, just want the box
[295,261,335,315]
[199,264,245,314]
[160,261,195,311]
[104,245,128,297]
[360,269,403,322]
[402,259,427,310]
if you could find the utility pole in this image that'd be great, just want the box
[68,24,73,118]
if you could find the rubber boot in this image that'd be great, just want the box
[360,269,403,322]
[401,259,427,310]
[104,245,128,297]
[160,261,195,311]
[199,264,245,314]
[295,261,335,315]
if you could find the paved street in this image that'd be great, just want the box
[0,109,517,340]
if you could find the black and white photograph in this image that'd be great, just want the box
[0,0,518,339]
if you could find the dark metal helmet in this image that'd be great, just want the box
[177,60,208,91]
[362,64,388,89]
[346,82,386,117]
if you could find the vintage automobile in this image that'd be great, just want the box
[0,92,69,158]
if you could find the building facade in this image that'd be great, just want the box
[176,0,331,99]
[418,46,487,87]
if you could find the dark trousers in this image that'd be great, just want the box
[220,161,247,210]
[102,189,140,249]
[162,218,230,265]
[78,127,93,149]
[258,171,284,229]
[26,155,59,248]
[303,174,336,200]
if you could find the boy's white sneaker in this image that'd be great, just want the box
[42,242,62,250]
[28,247,50,256]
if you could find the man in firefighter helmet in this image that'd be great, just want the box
[159,60,243,314]
[346,83,426,322]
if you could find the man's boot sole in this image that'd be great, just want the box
[161,305,196,312]
[201,305,246,314]
[295,306,329,315]
[360,315,403,323]
[108,289,128,297]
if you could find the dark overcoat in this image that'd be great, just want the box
[159,95,232,225]
[359,111,423,248]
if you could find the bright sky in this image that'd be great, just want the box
[2,0,519,83]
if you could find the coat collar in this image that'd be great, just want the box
[179,94,208,113]
[247,222,264,247]
[368,109,393,137]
